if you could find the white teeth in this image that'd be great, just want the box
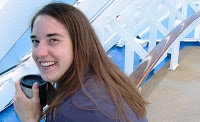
[41,62,56,67]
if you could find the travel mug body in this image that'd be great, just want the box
[20,74,47,110]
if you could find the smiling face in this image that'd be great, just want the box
[31,15,74,83]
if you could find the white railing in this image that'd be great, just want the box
[87,0,200,73]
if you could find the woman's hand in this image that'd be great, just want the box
[14,80,41,122]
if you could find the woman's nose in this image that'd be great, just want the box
[34,42,48,57]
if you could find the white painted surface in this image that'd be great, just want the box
[0,0,52,61]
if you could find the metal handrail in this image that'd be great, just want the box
[129,11,200,88]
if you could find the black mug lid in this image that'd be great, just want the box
[20,75,46,88]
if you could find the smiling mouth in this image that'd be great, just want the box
[40,62,56,67]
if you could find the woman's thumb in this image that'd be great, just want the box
[32,82,40,99]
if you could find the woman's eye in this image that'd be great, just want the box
[50,39,58,42]
[31,40,39,44]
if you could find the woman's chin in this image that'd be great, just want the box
[41,75,56,83]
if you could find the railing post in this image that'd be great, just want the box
[169,40,180,70]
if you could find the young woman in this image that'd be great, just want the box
[14,2,148,122]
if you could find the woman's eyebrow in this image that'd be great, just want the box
[30,33,63,39]
[47,33,63,37]
[30,35,36,39]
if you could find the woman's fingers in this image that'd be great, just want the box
[14,81,41,122]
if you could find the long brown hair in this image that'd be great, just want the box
[30,2,147,121]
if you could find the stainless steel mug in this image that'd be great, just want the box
[20,74,47,110]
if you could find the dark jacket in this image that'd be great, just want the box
[46,74,148,122]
